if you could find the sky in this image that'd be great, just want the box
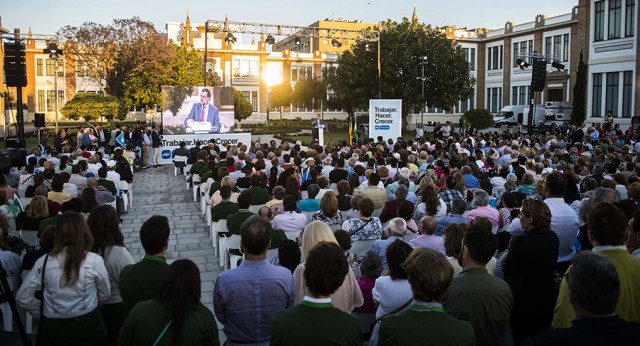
[2,0,579,36]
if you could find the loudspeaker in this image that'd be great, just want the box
[531,60,547,92]
[34,113,45,128]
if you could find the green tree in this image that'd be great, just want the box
[572,51,587,126]
[460,108,493,130]
[61,92,127,122]
[325,18,476,125]
[270,82,293,120]
[292,77,326,110]
[234,89,253,122]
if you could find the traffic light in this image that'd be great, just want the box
[4,41,27,87]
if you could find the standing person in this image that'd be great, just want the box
[415,123,424,141]
[151,124,162,167]
[119,215,170,317]
[443,224,513,346]
[525,252,640,346]
[271,242,362,346]
[16,212,111,346]
[94,124,110,154]
[88,205,135,346]
[502,199,559,345]
[378,248,475,346]
[119,259,219,346]
[214,216,295,345]
[108,124,119,154]
[141,128,151,169]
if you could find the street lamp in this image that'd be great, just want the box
[44,42,63,132]
[417,56,428,126]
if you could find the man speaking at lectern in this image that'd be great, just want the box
[184,88,221,132]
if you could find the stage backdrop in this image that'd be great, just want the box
[369,99,402,140]
[161,86,235,135]
[158,133,252,164]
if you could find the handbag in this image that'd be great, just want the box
[36,254,49,346]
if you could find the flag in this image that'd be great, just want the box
[354,115,359,143]
[348,115,353,145]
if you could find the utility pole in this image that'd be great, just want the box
[417,56,428,126]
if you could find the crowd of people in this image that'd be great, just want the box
[2,119,640,345]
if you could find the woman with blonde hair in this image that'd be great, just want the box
[17,211,110,345]
[293,221,364,312]
[15,195,49,230]
[311,191,343,225]
[209,176,238,206]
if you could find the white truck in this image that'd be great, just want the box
[494,103,571,130]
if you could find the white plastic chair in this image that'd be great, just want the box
[371,207,383,218]
[284,231,300,241]
[225,234,243,269]
[120,181,129,212]
[301,211,316,221]
[215,220,229,267]
[191,174,201,202]
[173,155,188,176]
[248,204,266,214]
[0,274,20,331]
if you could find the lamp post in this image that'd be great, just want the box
[45,43,62,132]
[417,56,428,126]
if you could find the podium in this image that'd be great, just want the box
[312,124,325,147]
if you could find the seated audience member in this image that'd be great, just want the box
[47,177,72,204]
[214,216,295,345]
[329,158,348,184]
[315,176,331,200]
[443,223,470,277]
[58,172,78,198]
[372,240,414,321]
[265,186,286,216]
[211,186,240,223]
[293,222,363,313]
[271,242,362,345]
[413,185,447,221]
[467,189,500,228]
[15,195,49,230]
[278,239,301,274]
[346,194,363,220]
[33,185,61,216]
[627,209,640,258]
[0,231,22,279]
[443,224,513,346]
[435,198,469,236]
[311,191,343,225]
[119,259,219,346]
[378,248,475,346]
[297,184,321,212]
[353,251,383,314]
[342,197,383,241]
[410,216,446,256]
[525,251,640,346]
[24,174,45,198]
[379,185,408,223]
[553,203,640,328]
[272,195,308,234]
[119,215,170,317]
[334,229,360,275]
[336,180,352,211]
[226,193,254,235]
[243,175,270,205]
[370,218,407,266]
[21,226,55,272]
[86,177,116,205]
[354,173,387,209]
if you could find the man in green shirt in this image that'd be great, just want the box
[211,186,239,223]
[119,215,171,316]
[243,175,270,205]
[226,193,254,235]
[271,243,361,346]
[443,224,513,346]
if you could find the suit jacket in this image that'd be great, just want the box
[226,210,254,235]
[185,103,220,132]
[271,302,361,346]
[211,201,239,223]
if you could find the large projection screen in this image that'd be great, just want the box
[161,86,235,135]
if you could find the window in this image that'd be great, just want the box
[487,46,503,70]
[251,91,258,112]
[45,59,55,76]
[76,60,88,78]
[609,0,622,39]
[37,91,44,112]
[563,34,570,62]
[458,97,475,113]
[486,87,502,113]
[232,59,259,78]
[595,1,605,41]
[553,36,562,58]
[36,59,43,76]
[592,73,603,117]
[291,65,313,82]
[46,90,56,111]
[462,48,476,71]
[626,0,635,37]
[622,71,633,117]
[545,37,552,56]
[512,86,530,105]
[513,40,533,66]
[57,90,65,108]
[605,72,619,117]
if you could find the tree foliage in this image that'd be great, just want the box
[234,89,253,122]
[461,108,493,130]
[270,82,293,116]
[572,51,587,126]
[292,77,326,110]
[60,92,127,122]
[324,18,476,123]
